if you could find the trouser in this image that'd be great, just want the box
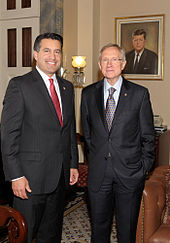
[88,159,144,243]
[13,171,65,243]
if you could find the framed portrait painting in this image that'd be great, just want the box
[115,14,165,80]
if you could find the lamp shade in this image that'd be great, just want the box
[72,56,86,68]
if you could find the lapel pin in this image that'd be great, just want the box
[124,93,127,96]
[63,86,66,90]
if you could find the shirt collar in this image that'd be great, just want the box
[104,76,123,93]
[135,49,144,57]
[36,66,56,82]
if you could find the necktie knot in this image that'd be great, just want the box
[49,78,53,84]
[108,87,116,98]
[136,53,139,62]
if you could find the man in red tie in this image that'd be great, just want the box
[1,33,79,243]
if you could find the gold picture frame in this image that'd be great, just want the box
[115,14,165,80]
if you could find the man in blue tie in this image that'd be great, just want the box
[81,43,155,243]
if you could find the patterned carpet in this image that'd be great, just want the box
[62,190,118,243]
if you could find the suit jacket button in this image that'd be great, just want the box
[108,152,111,158]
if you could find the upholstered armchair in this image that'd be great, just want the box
[136,165,170,243]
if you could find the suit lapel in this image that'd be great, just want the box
[57,76,68,127]
[110,78,129,131]
[139,49,147,67]
[95,80,109,132]
[95,78,130,133]
[130,52,136,69]
[32,69,62,127]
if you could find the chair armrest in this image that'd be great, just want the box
[143,179,166,242]
[0,205,27,243]
[0,225,8,242]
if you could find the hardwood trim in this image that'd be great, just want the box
[7,0,16,10]
[8,29,16,67]
[22,0,31,8]
[22,27,32,67]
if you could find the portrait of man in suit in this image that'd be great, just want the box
[81,43,155,243]
[1,32,79,243]
[123,29,158,74]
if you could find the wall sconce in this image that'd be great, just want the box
[72,56,86,87]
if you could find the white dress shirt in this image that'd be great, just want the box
[133,49,144,65]
[36,66,63,115]
[104,76,123,109]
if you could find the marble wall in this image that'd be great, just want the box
[40,0,63,36]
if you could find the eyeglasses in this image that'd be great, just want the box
[101,57,123,65]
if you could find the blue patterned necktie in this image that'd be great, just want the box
[106,87,116,131]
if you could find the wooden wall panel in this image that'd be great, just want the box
[22,27,32,67]
[22,0,31,8]
[8,29,16,67]
[7,0,16,10]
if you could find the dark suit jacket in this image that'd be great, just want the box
[81,77,155,192]
[123,48,158,74]
[1,68,78,194]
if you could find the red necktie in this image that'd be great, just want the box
[49,78,63,127]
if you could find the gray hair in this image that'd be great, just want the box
[98,43,126,62]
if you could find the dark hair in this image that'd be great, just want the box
[132,29,146,39]
[33,32,63,52]
[99,43,126,62]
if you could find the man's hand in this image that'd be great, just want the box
[12,176,32,199]
[70,168,79,185]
